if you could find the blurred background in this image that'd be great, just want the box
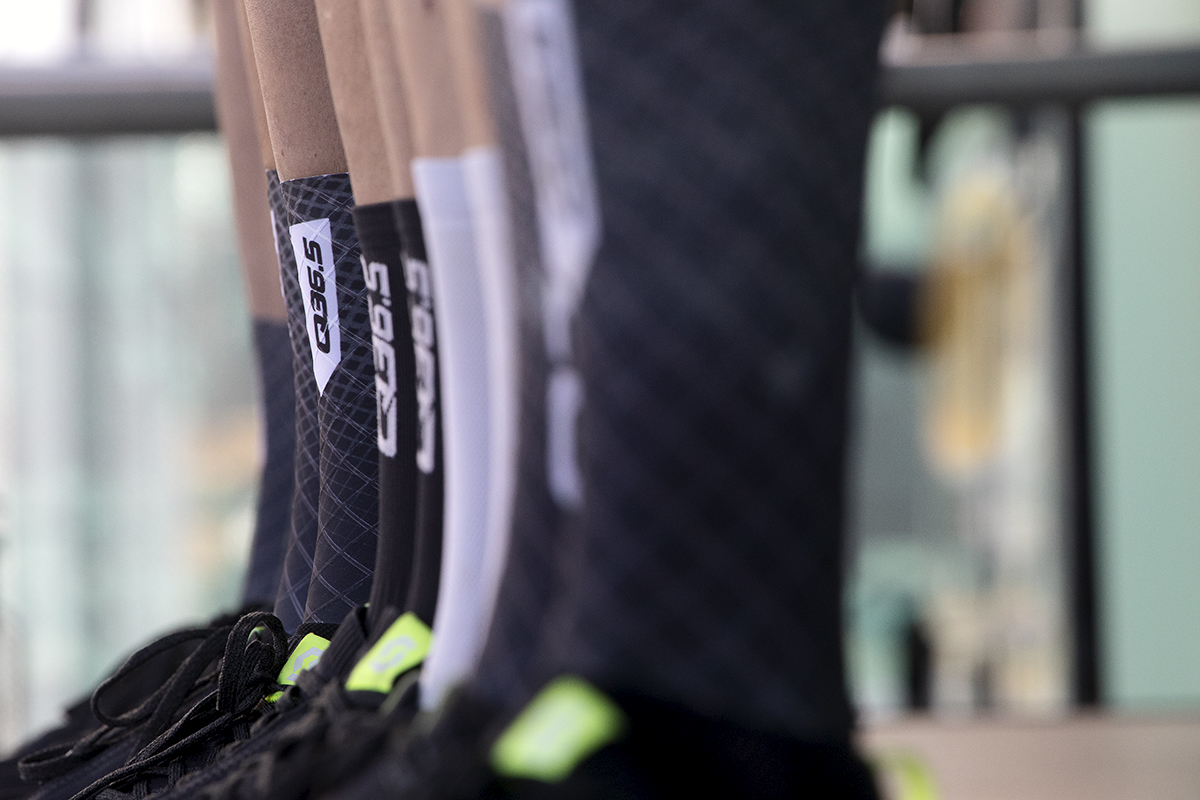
[0,0,1195,780]
[851,0,1200,723]
[0,0,255,747]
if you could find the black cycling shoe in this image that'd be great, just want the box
[14,609,270,800]
[181,608,430,800]
[324,678,881,800]
[3,610,265,800]
[319,688,504,800]
[487,685,882,800]
[62,611,345,800]
[3,669,174,800]
[191,666,416,800]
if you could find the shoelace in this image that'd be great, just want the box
[313,689,500,800]
[198,668,422,800]
[69,612,291,800]
[18,617,248,786]
[207,686,339,800]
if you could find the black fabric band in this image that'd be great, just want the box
[352,201,419,636]
[313,606,372,683]
[392,199,444,628]
[465,10,564,715]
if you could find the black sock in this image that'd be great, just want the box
[393,199,444,629]
[241,317,297,608]
[565,694,881,800]
[280,172,379,627]
[269,168,323,634]
[546,0,887,741]
[352,201,418,636]
[462,10,563,716]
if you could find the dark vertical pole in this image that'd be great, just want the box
[1066,106,1100,707]
[1065,0,1101,709]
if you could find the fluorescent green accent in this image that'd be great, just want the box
[279,633,331,684]
[490,676,625,783]
[873,752,939,800]
[266,633,330,701]
[344,613,432,693]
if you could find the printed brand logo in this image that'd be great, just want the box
[404,255,438,475]
[269,209,281,257]
[547,367,583,508]
[506,0,600,511]
[363,257,398,458]
[268,633,331,701]
[282,646,325,683]
[506,0,600,362]
[490,676,626,783]
[290,218,342,394]
[343,613,432,694]
[366,634,418,674]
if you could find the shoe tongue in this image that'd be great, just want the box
[314,605,372,682]
[264,621,340,700]
[291,620,341,645]
[265,611,372,704]
[273,632,332,695]
[343,611,432,695]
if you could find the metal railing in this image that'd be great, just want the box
[0,59,213,136]
[883,41,1200,111]
[0,42,1196,136]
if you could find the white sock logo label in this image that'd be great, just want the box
[507,0,600,509]
[290,218,341,395]
[364,258,398,458]
[405,255,438,475]
[366,634,419,674]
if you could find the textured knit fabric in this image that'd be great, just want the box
[542,0,888,740]
[393,200,444,628]
[465,9,563,715]
[270,169,322,634]
[280,173,379,627]
[242,318,297,607]
[353,202,419,635]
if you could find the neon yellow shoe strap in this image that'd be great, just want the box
[344,613,432,694]
[491,676,626,783]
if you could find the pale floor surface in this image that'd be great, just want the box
[860,714,1200,800]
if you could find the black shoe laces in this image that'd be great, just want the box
[68,612,291,800]
[203,684,340,800]
[199,668,422,800]
[17,612,252,786]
